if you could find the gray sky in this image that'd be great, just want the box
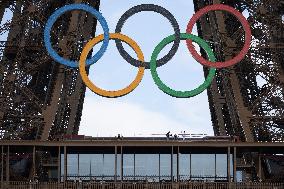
[79,0,214,137]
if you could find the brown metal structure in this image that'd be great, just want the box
[1,139,284,184]
[0,0,100,141]
[0,0,284,184]
[1,0,283,142]
[193,0,284,142]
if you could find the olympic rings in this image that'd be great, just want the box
[186,4,252,68]
[115,4,180,69]
[44,4,110,68]
[79,33,145,98]
[150,33,216,98]
[43,3,252,98]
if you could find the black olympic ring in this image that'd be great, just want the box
[115,4,181,69]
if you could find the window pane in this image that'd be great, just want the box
[117,154,121,180]
[216,154,227,179]
[79,154,91,177]
[135,154,159,181]
[160,154,171,181]
[67,154,78,179]
[123,154,134,180]
[191,154,215,180]
[103,154,115,179]
[60,154,64,181]
[173,154,177,181]
[91,154,103,176]
[179,154,190,180]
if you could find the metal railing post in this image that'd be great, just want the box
[227,147,231,183]
[58,146,61,183]
[1,146,3,189]
[115,146,117,183]
[64,146,67,182]
[5,146,9,188]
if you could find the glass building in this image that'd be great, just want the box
[3,138,283,183]
[61,146,233,182]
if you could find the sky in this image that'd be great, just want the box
[0,1,215,137]
[78,0,214,137]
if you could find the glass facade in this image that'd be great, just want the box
[160,154,171,181]
[123,154,134,179]
[216,154,228,179]
[61,153,115,181]
[135,154,159,181]
[61,148,233,182]
[179,154,190,180]
[67,154,78,180]
[191,154,215,180]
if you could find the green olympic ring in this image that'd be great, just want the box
[150,33,216,98]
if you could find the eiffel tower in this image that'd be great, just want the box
[0,0,100,141]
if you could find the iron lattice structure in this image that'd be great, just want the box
[0,0,100,140]
[193,0,284,142]
[0,0,283,183]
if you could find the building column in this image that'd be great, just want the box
[177,146,179,182]
[5,146,9,183]
[77,153,79,179]
[227,147,231,182]
[114,146,117,182]
[58,146,61,182]
[158,154,161,182]
[171,146,173,183]
[215,154,217,181]
[133,153,136,181]
[233,147,237,182]
[64,146,67,182]
[258,153,262,181]
[1,146,3,189]
[120,146,123,182]
[32,146,36,180]
[189,154,192,180]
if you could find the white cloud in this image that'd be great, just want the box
[79,98,198,137]
[172,92,214,135]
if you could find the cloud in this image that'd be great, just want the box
[79,98,196,137]
[172,92,214,135]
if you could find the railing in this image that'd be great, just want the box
[1,182,284,189]
[62,175,228,182]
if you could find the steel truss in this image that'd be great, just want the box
[193,0,284,142]
[0,0,100,140]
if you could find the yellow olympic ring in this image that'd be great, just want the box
[79,33,145,98]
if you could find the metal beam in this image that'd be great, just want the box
[171,146,173,183]
[227,147,231,182]
[114,146,117,182]
[1,140,284,148]
[5,145,9,183]
[1,145,3,189]
[120,146,123,182]
[58,146,61,183]
[233,147,237,182]
[258,153,262,181]
[177,146,179,182]
[64,146,67,182]
[32,146,35,180]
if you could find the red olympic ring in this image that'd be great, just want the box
[186,4,252,68]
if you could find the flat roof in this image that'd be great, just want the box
[1,139,284,153]
[0,139,283,147]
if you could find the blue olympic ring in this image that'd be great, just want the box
[44,4,110,68]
